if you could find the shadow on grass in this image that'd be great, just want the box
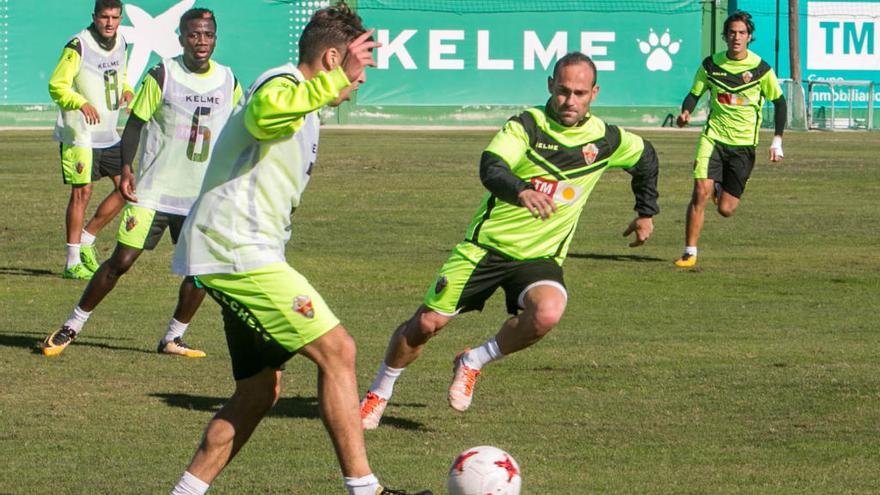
[567,252,664,262]
[150,393,430,430]
[0,331,154,355]
[0,266,56,277]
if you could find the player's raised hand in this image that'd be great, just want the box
[623,216,653,247]
[119,165,138,202]
[518,188,557,220]
[80,102,100,125]
[676,110,690,127]
[341,28,380,82]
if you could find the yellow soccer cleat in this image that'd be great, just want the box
[674,253,697,268]
[42,326,78,357]
[80,244,100,272]
[157,337,206,358]
[62,263,94,280]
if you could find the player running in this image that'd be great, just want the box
[49,0,133,280]
[360,52,660,429]
[42,8,242,358]
[169,3,429,495]
[674,11,787,268]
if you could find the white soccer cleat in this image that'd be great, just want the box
[360,391,388,430]
[448,349,481,412]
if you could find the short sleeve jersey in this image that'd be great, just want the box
[128,56,242,216]
[689,50,783,146]
[172,65,351,276]
[467,105,648,263]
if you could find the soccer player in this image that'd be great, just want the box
[49,0,134,280]
[169,4,429,495]
[673,11,786,268]
[359,52,660,429]
[41,8,242,358]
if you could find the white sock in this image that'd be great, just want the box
[80,229,96,247]
[344,473,380,495]
[684,246,698,257]
[64,306,91,333]
[66,243,81,268]
[462,337,503,370]
[368,362,404,400]
[171,471,209,495]
[164,318,190,343]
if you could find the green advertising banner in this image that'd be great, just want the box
[357,3,704,106]
[2,0,313,105]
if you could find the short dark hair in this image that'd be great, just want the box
[298,1,367,65]
[179,8,216,34]
[94,0,122,14]
[723,11,755,36]
[552,52,598,86]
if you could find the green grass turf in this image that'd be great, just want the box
[1,128,878,494]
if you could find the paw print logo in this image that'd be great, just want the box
[637,28,682,72]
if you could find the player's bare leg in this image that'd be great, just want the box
[361,307,451,428]
[449,285,566,412]
[386,306,452,369]
[78,243,143,311]
[83,175,125,236]
[299,325,373,478]
[158,277,208,358]
[185,367,282,484]
[63,183,94,279]
[66,184,92,245]
[716,190,740,218]
[676,178,714,267]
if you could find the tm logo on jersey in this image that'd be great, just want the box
[637,28,681,72]
[530,178,583,205]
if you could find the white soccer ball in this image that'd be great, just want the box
[447,445,522,495]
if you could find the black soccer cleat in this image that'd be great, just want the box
[378,488,433,495]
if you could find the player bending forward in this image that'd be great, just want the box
[360,51,660,429]
[169,3,429,495]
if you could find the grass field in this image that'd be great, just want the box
[1,128,878,494]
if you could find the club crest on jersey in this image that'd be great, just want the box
[75,162,84,174]
[434,275,447,294]
[125,216,138,231]
[581,143,599,165]
[530,178,583,205]
[742,71,753,83]
[293,295,315,319]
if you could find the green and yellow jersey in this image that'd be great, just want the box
[128,56,242,216]
[173,64,352,276]
[688,50,783,146]
[468,105,659,263]
[49,26,133,148]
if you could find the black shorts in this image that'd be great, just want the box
[116,205,186,251]
[707,143,756,198]
[426,243,567,316]
[203,284,295,381]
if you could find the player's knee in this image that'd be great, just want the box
[717,203,737,217]
[413,310,447,340]
[233,371,281,413]
[528,300,565,336]
[71,185,92,204]
[329,328,357,369]
[106,256,134,278]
